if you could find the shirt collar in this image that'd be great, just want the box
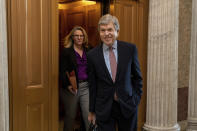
[103,40,117,51]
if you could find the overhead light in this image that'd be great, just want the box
[58,0,96,9]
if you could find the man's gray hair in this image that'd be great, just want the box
[98,14,120,31]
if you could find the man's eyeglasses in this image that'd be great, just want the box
[73,35,84,38]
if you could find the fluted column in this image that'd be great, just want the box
[187,0,197,130]
[143,0,180,130]
[0,0,9,131]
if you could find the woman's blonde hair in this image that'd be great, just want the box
[64,26,88,48]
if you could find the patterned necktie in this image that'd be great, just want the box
[109,46,117,82]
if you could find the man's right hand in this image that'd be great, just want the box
[88,112,96,125]
[68,85,77,95]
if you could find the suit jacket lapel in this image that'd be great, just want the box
[115,41,124,82]
[70,46,77,67]
[98,44,113,82]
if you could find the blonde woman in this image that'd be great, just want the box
[59,26,90,131]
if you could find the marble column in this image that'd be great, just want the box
[143,0,180,130]
[0,0,10,131]
[187,0,197,130]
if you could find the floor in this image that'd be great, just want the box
[59,120,83,131]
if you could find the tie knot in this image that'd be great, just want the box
[108,46,114,51]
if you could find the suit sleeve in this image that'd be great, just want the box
[131,45,143,105]
[59,49,71,88]
[87,54,97,112]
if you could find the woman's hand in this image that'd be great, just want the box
[68,85,77,95]
[88,112,96,125]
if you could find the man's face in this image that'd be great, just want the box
[99,22,118,47]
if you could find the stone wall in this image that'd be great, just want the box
[178,0,192,130]
[0,0,9,130]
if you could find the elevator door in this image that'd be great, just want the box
[113,0,149,130]
[9,0,58,130]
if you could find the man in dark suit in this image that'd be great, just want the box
[87,14,143,131]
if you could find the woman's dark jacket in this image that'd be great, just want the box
[59,45,89,89]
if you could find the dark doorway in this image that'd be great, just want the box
[58,1,103,130]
